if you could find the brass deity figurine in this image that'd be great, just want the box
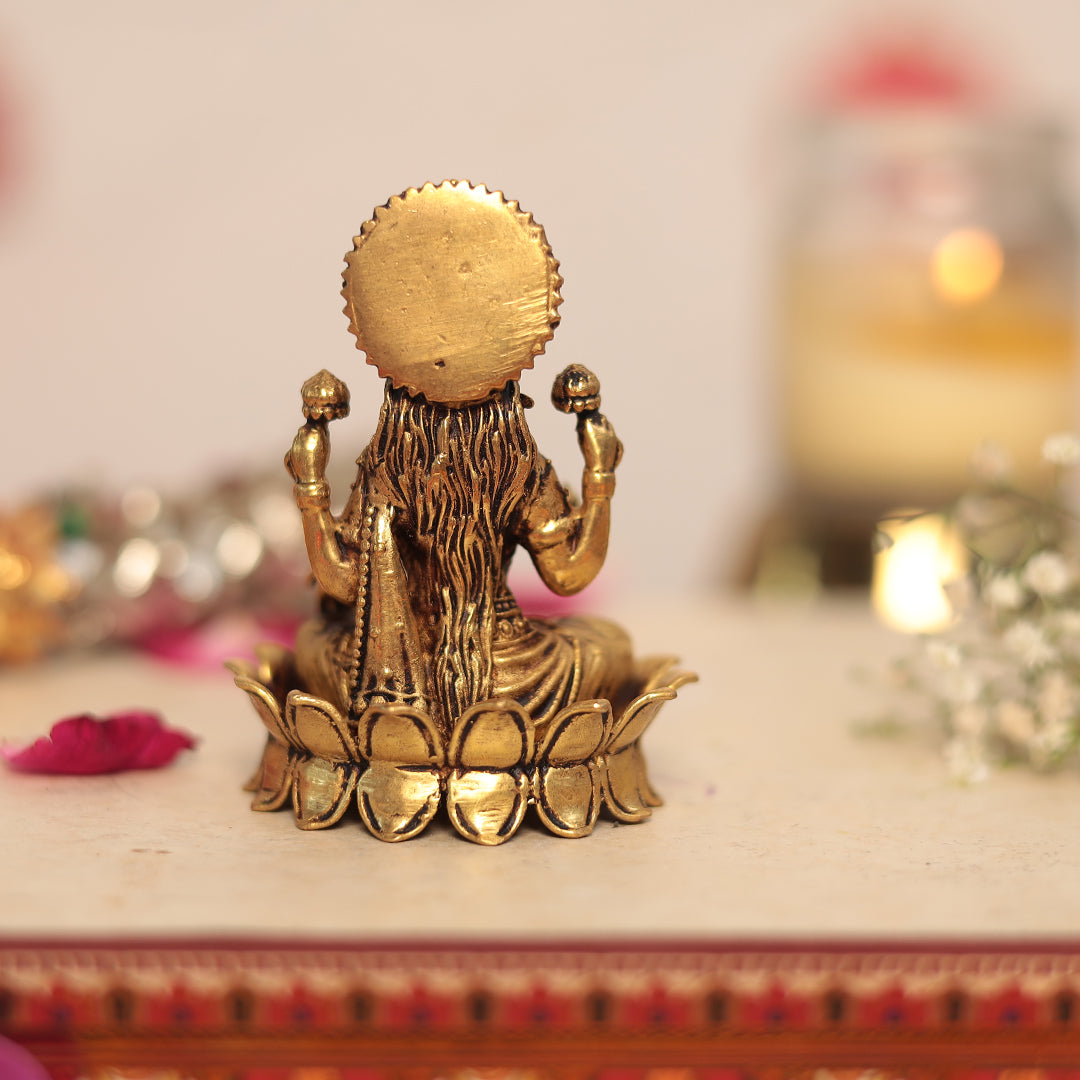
[230,181,695,844]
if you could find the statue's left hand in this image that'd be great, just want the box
[577,414,624,473]
[285,421,330,485]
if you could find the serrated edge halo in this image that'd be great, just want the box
[341,180,563,404]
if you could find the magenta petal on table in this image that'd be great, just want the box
[0,1034,50,1079]
[1,711,197,775]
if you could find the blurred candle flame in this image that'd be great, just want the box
[872,511,968,632]
[931,227,1004,304]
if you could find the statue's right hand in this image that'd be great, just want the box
[285,421,329,484]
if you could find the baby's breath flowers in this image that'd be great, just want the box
[1002,620,1056,669]
[1042,433,1080,467]
[986,573,1024,611]
[1022,550,1072,597]
[881,433,1080,782]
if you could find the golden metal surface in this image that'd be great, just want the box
[232,181,695,844]
[342,180,562,406]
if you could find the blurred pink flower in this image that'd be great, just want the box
[1,710,196,775]
[139,612,300,671]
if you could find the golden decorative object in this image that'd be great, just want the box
[551,363,602,415]
[0,505,78,663]
[232,181,695,844]
[301,368,351,422]
[342,180,562,406]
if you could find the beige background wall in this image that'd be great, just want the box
[2,0,1080,595]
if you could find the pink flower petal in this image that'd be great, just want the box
[1,710,197,775]
[0,1036,49,1080]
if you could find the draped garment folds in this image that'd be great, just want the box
[294,385,631,737]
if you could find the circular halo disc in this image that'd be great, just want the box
[342,181,563,405]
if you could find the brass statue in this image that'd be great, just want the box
[230,181,695,844]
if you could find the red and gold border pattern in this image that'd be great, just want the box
[3,940,1080,1077]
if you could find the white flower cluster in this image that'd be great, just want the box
[885,433,1080,783]
[1042,432,1080,467]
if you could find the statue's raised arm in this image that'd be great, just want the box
[284,370,358,604]
[523,364,623,597]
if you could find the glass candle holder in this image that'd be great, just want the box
[781,112,1077,510]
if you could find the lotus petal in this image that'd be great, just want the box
[449,700,534,770]
[532,699,609,838]
[1,712,196,776]
[443,701,534,845]
[665,669,698,694]
[606,688,674,754]
[634,654,677,691]
[357,761,441,841]
[599,678,693,822]
[538,699,610,765]
[293,756,358,830]
[634,654,690,690]
[601,669,694,818]
[250,736,296,811]
[254,641,295,691]
[225,657,258,681]
[638,745,664,807]
[358,704,444,767]
[534,760,601,837]
[234,675,295,749]
[447,768,530,845]
[286,691,357,762]
[600,744,651,822]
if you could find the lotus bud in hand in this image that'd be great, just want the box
[301,369,350,423]
[551,364,601,416]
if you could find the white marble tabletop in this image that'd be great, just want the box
[2,598,1078,940]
